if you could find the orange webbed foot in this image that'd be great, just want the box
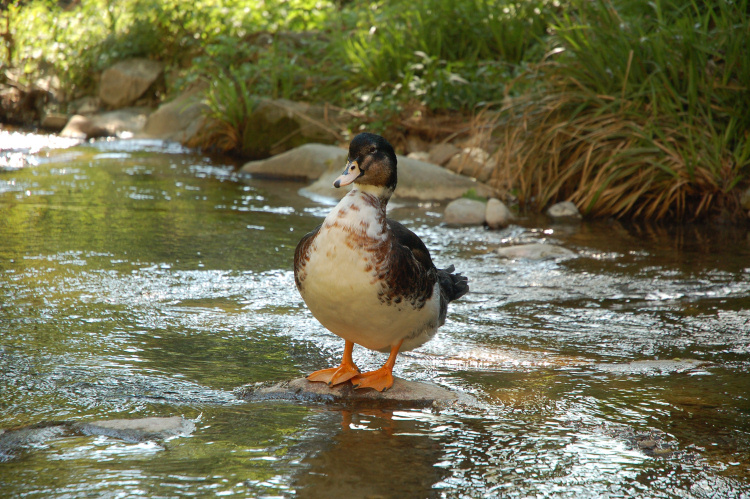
[307,362,360,386]
[307,340,359,387]
[351,366,395,392]
[351,339,403,392]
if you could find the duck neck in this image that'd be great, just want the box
[355,183,394,207]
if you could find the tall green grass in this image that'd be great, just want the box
[493,0,750,220]
[338,0,556,112]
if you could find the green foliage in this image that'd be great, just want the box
[495,0,750,220]
[6,0,749,221]
[338,0,555,111]
[8,0,111,98]
[7,0,338,99]
[462,189,488,202]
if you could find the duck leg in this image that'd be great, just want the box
[307,340,360,386]
[351,340,403,392]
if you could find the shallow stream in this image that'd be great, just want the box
[1,134,749,497]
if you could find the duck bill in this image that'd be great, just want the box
[333,160,362,188]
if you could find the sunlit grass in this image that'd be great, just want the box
[490,0,750,221]
[338,0,556,111]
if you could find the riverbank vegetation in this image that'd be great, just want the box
[3,0,749,221]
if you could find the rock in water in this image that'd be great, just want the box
[73,416,195,443]
[443,198,487,226]
[236,377,463,409]
[485,198,514,229]
[240,143,346,181]
[495,243,577,260]
[546,201,582,219]
[141,84,208,143]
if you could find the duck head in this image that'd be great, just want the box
[334,133,398,202]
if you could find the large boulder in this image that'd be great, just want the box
[140,84,208,143]
[240,143,346,181]
[242,99,345,159]
[99,58,164,108]
[428,142,460,166]
[302,152,497,201]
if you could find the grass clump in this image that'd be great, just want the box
[492,0,750,221]
[338,0,556,114]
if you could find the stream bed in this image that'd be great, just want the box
[1,134,749,497]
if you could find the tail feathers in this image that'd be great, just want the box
[437,264,469,303]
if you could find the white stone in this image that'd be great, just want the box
[485,198,513,229]
[547,201,582,219]
[740,187,750,211]
[406,151,430,162]
[444,198,486,226]
[241,143,346,181]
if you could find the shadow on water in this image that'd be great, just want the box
[1,135,749,497]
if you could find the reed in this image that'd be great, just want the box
[491,0,750,221]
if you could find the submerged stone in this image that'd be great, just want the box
[0,422,70,462]
[236,377,463,409]
[495,243,577,260]
[0,417,194,461]
[73,416,195,443]
[595,358,710,375]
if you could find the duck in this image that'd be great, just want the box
[293,132,469,392]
